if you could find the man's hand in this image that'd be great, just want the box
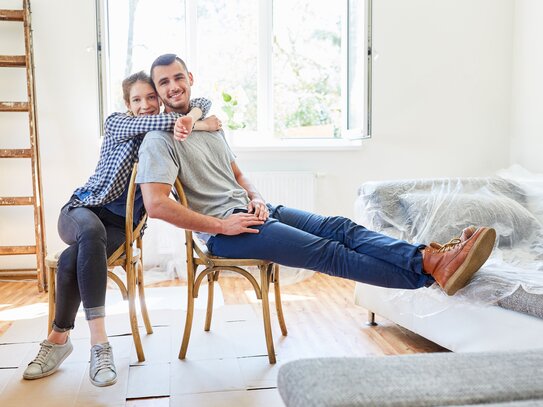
[220,212,264,235]
[247,198,269,221]
[174,116,194,141]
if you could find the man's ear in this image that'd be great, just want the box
[188,72,194,86]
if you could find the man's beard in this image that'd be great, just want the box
[163,98,190,114]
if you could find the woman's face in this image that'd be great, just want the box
[126,81,160,116]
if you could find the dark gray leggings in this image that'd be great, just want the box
[53,201,125,332]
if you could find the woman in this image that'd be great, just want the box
[23,71,220,387]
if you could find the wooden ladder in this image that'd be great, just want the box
[0,0,47,291]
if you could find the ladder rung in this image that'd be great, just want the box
[0,269,38,279]
[0,102,28,112]
[0,55,26,67]
[0,9,24,21]
[0,197,34,206]
[0,149,32,158]
[0,246,36,255]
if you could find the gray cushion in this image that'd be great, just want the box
[278,350,543,407]
[498,286,543,319]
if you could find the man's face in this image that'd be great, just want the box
[152,61,193,114]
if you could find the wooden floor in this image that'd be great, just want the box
[0,273,446,405]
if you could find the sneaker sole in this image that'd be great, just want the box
[90,375,117,387]
[443,227,496,295]
[22,343,74,380]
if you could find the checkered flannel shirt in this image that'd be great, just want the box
[70,97,211,209]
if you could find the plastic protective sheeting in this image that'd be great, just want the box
[354,166,543,306]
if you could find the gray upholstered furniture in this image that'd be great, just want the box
[277,350,543,407]
[353,175,543,353]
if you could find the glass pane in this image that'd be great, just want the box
[273,0,342,139]
[195,0,258,132]
[105,0,186,114]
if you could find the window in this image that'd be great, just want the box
[98,0,372,148]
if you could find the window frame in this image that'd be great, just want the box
[96,0,372,148]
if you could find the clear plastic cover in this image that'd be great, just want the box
[355,165,543,305]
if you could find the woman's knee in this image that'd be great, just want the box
[59,207,106,244]
[78,218,107,243]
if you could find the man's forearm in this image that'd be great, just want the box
[140,182,265,236]
[236,174,263,201]
[145,192,223,234]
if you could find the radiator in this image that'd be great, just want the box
[246,172,316,212]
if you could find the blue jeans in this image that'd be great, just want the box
[207,205,432,289]
[53,200,125,332]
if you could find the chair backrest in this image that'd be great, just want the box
[173,177,197,258]
[126,161,148,254]
[109,162,147,264]
[173,177,203,284]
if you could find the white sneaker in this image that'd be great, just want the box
[89,342,117,387]
[23,338,73,380]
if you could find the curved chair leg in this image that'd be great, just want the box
[204,272,215,332]
[126,263,145,362]
[273,264,288,336]
[136,258,153,335]
[47,265,56,334]
[179,274,195,359]
[260,264,276,364]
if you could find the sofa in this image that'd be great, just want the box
[353,168,543,352]
[277,349,543,406]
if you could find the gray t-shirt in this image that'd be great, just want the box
[136,130,250,220]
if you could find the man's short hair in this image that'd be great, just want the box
[150,54,189,81]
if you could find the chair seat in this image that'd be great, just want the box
[195,239,271,267]
[45,248,141,268]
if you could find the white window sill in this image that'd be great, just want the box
[228,135,367,152]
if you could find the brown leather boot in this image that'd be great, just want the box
[422,227,496,295]
[428,226,477,250]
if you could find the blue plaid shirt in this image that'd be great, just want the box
[70,97,211,210]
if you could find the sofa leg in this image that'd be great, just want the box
[366,311,378,326]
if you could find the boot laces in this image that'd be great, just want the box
[437,238,462,253]
[32,341,53,365]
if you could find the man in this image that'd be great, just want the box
[136,54,496,296]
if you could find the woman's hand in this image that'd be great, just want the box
[173,116,194,141]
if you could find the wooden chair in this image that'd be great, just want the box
[46,162,153,362]
[173,178,288,364]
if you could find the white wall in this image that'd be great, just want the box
[0,0,100,267]
[236,0,514,215]
[0,0,515,268]
[510,0,543,172]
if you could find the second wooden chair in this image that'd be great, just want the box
[173,177,288,364]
